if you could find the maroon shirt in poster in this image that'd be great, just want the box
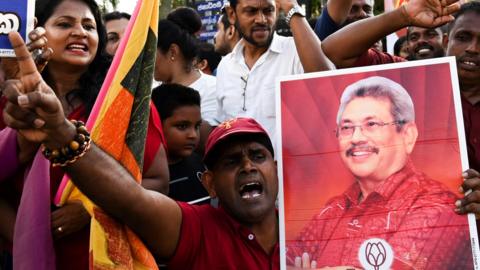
[287,161,473,269]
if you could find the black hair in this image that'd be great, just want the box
[103,11,131,23]
[229,0,238,10]
[196,42,222,72]
[151,83,201,121]
[220,6,232,28]
[448,1,480,33]
[157,8,202,71]
[167,7,202,34]
[393,35,407,56]
[35,0,111,116]
[204,133,274,170]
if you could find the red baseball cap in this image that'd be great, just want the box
[203,118,274,168]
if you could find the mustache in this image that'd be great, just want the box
[346,145,379,156]
[251,24,270,31]
[414,43,434,53]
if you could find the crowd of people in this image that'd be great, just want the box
[0,0,479,268]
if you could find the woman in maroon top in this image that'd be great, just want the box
[0,0,169,269]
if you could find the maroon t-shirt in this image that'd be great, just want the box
[354,49,406,67]
[461,95,480,172]
[168,202,280,269]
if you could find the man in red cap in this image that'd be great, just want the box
[3,31,480,268]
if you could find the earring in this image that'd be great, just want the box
[170,56,175,61]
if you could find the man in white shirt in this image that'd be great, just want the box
[216,0,334,142]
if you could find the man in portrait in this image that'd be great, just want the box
[286,76,473,269]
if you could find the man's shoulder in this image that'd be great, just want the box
[216,52,237,76]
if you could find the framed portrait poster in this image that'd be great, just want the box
[277,58,480,270]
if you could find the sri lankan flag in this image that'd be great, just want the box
[53,0,159,269]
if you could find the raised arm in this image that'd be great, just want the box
[327,0,355,25]
[277,0,335,71]
[322,0,460,67]
[2,32,182,260]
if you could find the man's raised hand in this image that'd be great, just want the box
[403,0,460,28]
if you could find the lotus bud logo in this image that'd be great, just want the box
[358,238,393,270]
[0,12,20,35]
[366,242,386,270]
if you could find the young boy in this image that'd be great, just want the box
[151,84,210,204]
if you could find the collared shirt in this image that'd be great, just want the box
[168,202,279,269]
[189,72,219,125]
[287,161,472,269]
[462,95,480,172]
[216,34,303,141]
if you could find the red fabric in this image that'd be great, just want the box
[168,202,279,269]
[354,49,406,67]
[143,101,165,172]
[204,117,269,157]
[0,101,163,269]
[461,95,480,172]
[286,161,472,269]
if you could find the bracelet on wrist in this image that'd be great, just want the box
[42,120,91,167]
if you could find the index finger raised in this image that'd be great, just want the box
[8,32,41,81]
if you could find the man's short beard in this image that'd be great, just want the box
[235,19,275,48]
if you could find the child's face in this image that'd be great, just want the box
[163,105,202,162]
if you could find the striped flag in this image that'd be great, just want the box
[54,0,159,268]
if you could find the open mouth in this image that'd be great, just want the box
[458,57,480,71]
[460,60,478,67]
[346,146,379,157]
[415,45,433,56]
[239,182,263,199]
[67,44,88,52]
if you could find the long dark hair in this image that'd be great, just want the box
[35,0,111,115]
[157,7,202,72]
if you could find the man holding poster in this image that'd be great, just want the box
[287,76,473,269]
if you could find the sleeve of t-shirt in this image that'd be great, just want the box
[168,202,203,268]
[354,48,406,67]
[314,7,341,41]
[143,102,166,172]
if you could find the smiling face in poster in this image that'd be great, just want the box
[278,59,479,270]
[0,0,35,57]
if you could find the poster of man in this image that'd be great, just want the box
[277,58,480,270]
